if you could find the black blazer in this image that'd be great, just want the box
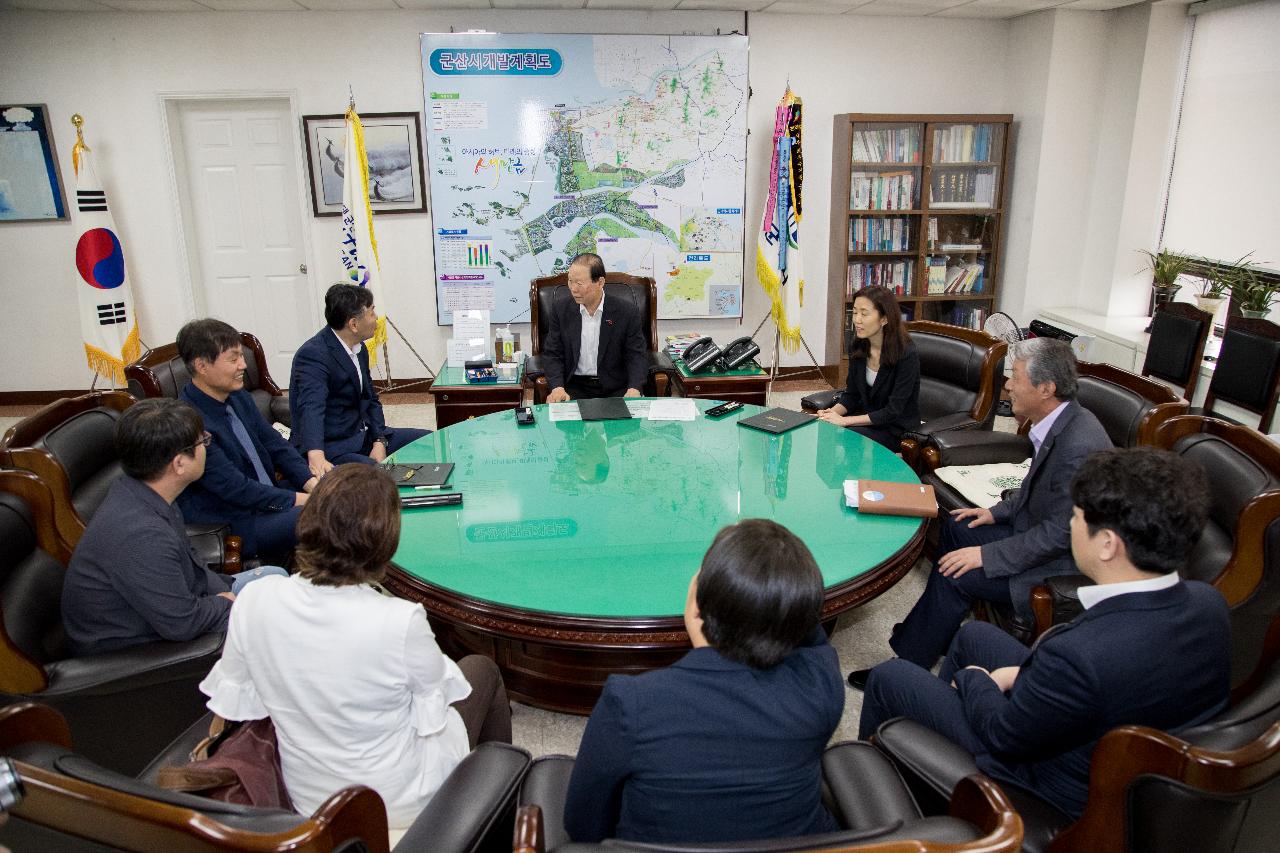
[954,581,1230,818]
[563,627,843,844]
[836,341,921,439]
[985,401,1113,618]
[289,328,388,459]
[541,287,648,395]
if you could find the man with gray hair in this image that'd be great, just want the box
[849,338,1112,689]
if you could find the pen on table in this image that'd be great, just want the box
[413,484,453,491]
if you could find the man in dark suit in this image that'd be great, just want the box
[857,447,1231,819]
[543,253,649,402]
[290,284,429,477]
[176,319,315,561]
[62,399,264,655]
[849,337,1112,688]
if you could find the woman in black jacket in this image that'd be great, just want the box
[817,285,921,450]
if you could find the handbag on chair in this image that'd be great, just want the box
[156,716,293,810]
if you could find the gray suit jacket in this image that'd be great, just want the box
[983,401,1113,618]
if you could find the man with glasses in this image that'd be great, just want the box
[61,399,286,656]
[289,284,430,478]
[177,318,316,562]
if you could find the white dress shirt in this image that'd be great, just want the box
[330,328,363,391]
[575,292,605,378]
[1077,572,1180,609]
[201,575,471,828]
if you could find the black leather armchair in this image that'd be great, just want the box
[0,469,225,776]
[1031,416,1280,695]
[1,391,240,572]
[512,744,1022,853]
[0,702,532,853]
[126,330,292,427]
[802,321,1008,470]
[871,656,1280,853]
[524,273,675,404]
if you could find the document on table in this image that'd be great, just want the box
[646,398,697,421]
[548,402,582,422]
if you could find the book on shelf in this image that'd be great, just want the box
[950,305,989,330]
[848,259,915,297]
[933,124,995,163]
[849,217,911,251]
[851,171,916,210]
[927,256,948,294]
[930,170,995,206]
[938,257,985,294]
[853,126,921,164]
[938,243,983,252]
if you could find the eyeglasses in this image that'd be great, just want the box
[185,431,213,454]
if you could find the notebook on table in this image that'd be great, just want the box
[737,408,815,435]
[577,397,633,421]
[844,479,939,518]
[382,462,454,487]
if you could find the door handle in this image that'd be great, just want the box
[298,263,308,274]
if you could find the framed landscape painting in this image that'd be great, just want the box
[0,104,69,222]
[302,112,427,217]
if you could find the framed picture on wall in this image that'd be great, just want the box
[302,112,427,217]
[0,104,69,222]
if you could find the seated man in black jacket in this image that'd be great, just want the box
[177,318,315,561]
[858,448,1230,819]
[543,253,648,402]
[61,399,279,655]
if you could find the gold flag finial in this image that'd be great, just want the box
[71,113,90,175]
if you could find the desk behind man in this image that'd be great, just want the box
[543,253,648,403]
[290,284,429,477]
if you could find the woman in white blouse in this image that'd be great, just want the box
[200,464,512,831]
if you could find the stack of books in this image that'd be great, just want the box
[848,260,915,296]
[852,127,921,163]
[665,332,704,360]
[930,171,996,207]
[933,125,996,162]
[849,217,911,251]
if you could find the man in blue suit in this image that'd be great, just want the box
[850,338,1113,688]
[177,319,315,561]
[290,284,429,477]
[858,447,1231,819]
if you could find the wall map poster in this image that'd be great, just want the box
[421,33,748,324]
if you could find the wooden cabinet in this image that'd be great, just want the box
[826,114,1013,362]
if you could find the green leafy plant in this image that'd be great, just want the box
[1138,248,1190,292]
[1223,254,1278,313]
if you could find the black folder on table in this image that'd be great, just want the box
[382,462,454,487]
[577,397,633,421]
[737,407,815,435]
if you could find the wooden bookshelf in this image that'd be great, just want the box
[826,113,1014,362]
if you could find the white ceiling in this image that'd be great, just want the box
[0,0,1153,20]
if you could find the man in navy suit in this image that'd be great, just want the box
[177,319,315,561]
[858,447,1231,819]
[543,253,649,402]
[850,338,1113,688]
[290,284,429,477]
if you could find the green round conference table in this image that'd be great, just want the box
[383,399,926,714]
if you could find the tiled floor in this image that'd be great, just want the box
[0,384,997,759]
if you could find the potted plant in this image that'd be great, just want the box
[1190,262,1231,317]
[1223,254,1277,318]
[1139,249,1190,329]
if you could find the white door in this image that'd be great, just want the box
[175,98,314,382]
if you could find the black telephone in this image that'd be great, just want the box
[682,336,723,373]
[719,336,761,370]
